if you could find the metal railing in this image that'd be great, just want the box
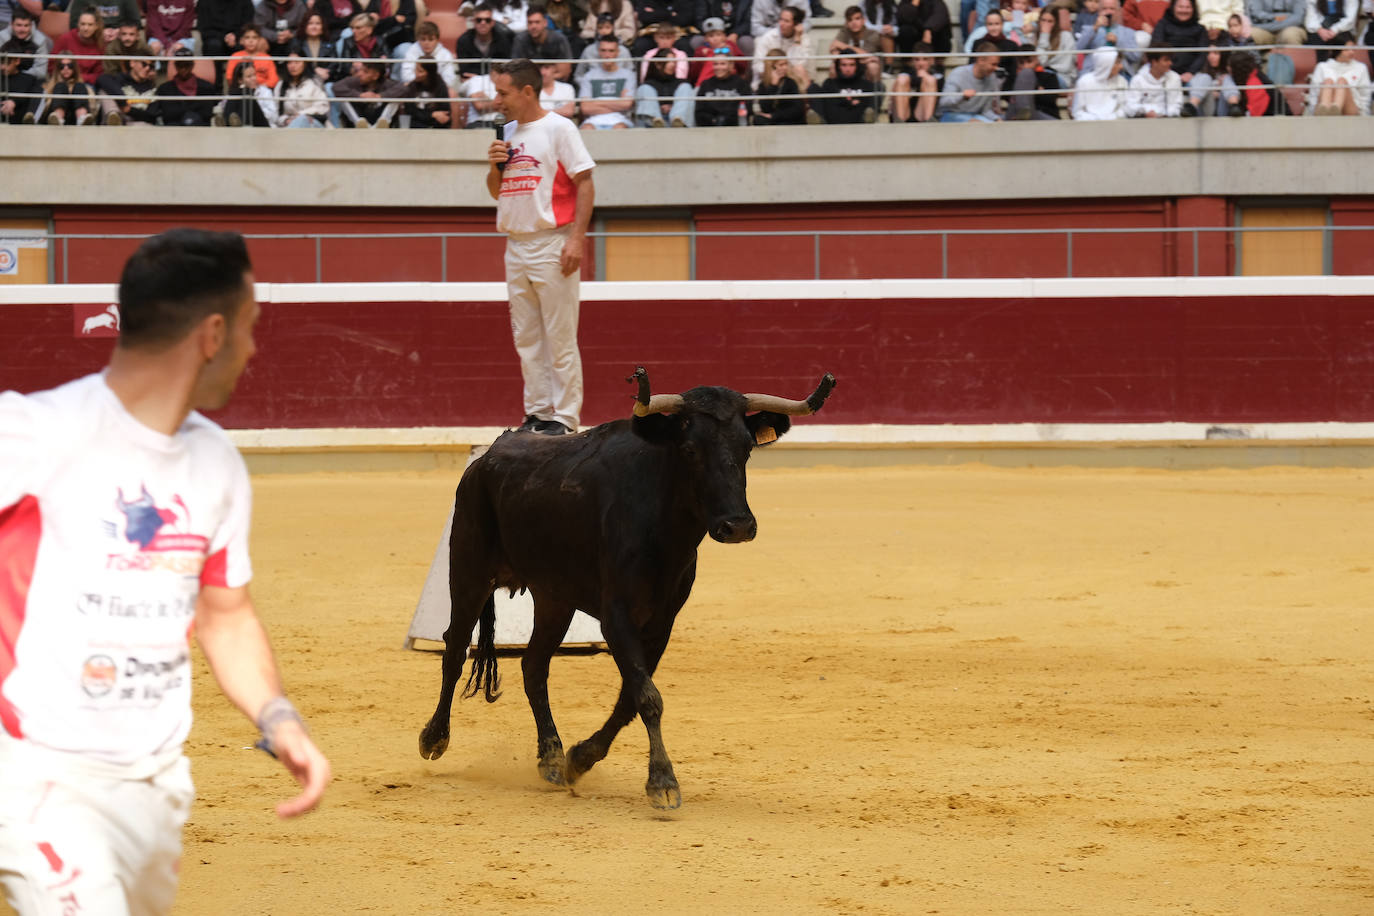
[23,224,1373,282]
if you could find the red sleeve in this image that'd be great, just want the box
[1246,75,1267,118]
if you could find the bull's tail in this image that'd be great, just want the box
[461,594,502,703]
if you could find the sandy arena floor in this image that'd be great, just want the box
[12,461,1371,915]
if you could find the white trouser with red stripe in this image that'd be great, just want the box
[0,740,194,916]
[504,225,583,431]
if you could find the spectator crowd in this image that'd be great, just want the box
[0,0,1368,126]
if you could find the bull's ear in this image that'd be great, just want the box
[631,412,683,445]
[746,411,791,447]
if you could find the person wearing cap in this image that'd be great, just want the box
[150,46,217,125]
[697,0,751,51]
[692,16,747,84]
[574,9,630,79]
[579,0,635,48]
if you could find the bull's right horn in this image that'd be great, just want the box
[744,373,837,416]
[627,366,684,417]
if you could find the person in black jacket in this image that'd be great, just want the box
[0,39,42,123]
[809,48,881,122]
[289,11,335,84]
[752,46,805,122]
[95,53,159,124]
[695,49,750,124]
[895,0,950,58]
[457,2,516,79]
[151,48,218,124]
[197,0,257,87]
[1151,0,1209,83]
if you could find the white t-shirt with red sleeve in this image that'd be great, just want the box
[0,373,252,774]
[496,111,596,235]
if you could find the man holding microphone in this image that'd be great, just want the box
[487,58,596,437]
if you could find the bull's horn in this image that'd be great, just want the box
[744,373,837,416]
[626,366,685,417]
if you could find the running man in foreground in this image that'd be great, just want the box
[487,57,596,436]
[0,228,331,915]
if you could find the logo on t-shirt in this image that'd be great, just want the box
[107,485,208,572]
[81,654,118,697]
[500,142,543,197]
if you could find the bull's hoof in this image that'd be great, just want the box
[538,751,567,786]
[418,724,450,760]
[564,740,599,786]
[646,779,682,810]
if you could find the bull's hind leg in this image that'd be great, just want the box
[565,613,680,809]
[419,585,493,761]
[523,595,576,785]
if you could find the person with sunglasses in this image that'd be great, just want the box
[456,1,515,80]
[42,56,94,124]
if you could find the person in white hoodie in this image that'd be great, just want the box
[1125,49,1183,117]
[1304,37,1371,115]
[275,52,330,126]
[1072,46,1128,120]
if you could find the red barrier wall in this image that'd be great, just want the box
[5,293,1374,428]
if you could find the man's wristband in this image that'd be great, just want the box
[256,696,305,754]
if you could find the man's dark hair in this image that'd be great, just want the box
[1145,49,1172,62]
[239,22,261,37]
[492,56,541,92]
[910,40,932,54]
[781,5,806,22]
[11,8,34,23]
[526,3,547,17]
[473,1,493,11]
[844,4,863,17]
[361,59,387,73]
[118,17,140,28]
[416,19,439,38]
[118,230,252,350]
[972,40,999,55]
[597,34,619,46]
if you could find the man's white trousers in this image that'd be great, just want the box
[505,225,583,431]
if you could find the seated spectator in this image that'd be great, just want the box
[1004,0,1041,45]
[255,0,308,57]
[1073,0,1101,36]
[459,65,499,127]
[1071,46,1127,119]
[103,19,153,76]
[539,59,575,113]
[641,23,690,81]
[146,0,196,57]
[275,51,330,126]
[290,12,335,85]
[1182,45,1237,114]
[1076,0,1141,76]
[199,0,257,87]
[809,47,881,122]
[332,57,399,126]
[386,56,457,126]
[830,5,882,83]
[576,33,635,127]
[580,0,637,55]
[1035,6,1076,88]
[752,0,808,43]
[1304,35,1370,114]
[695,47,752,124]
[890,40,940,122]
[318,0,364,40]
[514,5,574,80]
[225,58,278,125]
[1124,49,1183,116]
[0,38,43,123]
[66,0,139,46]
[1227,48,1281,113]
[1122,0,1168,44]
[375,0,424,58]
[542,0,586,55]
[331,13,384,82]
[0,10,51,82]
[152,47,216,124]
[1246,0,1305,46]
[1198,0,1242,39]
[698,0,751,55]
[50,11,104,84]
[457,3,516,80]
[1219,12,1255,45]
[1304,0,1356,58]
[403,20,458,91]
[635,51,694,125]
[460,0,529,32]
[95,52,158,124]
[861,0,898,64]
[1151,0,1210,85]
[753,46,807,123]
[228,24,280,91]
[42,56,95,123]
[692,17,746,86]
[963,8,1019,54]
[1006,48,1062,119]
[631,0,699,56]
[935,40,1001,121]
[895,0,952,59]
[752,6,810,88]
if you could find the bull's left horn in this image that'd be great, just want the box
[627,366,685,417]
[744,373,837,416]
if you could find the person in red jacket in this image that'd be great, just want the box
[50,10,104,84]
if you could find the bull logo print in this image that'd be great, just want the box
[115,485,179,549]
[504,143,539,171]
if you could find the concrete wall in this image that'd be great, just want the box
[5,120,1373,209]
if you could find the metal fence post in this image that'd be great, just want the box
[62,237,69,284]
[1192,229,1199,277]
[314,236,322,284]
[940,231,948,279]
[1066,230,1074,278]
[440,235,448,283]
[813,233,820,281]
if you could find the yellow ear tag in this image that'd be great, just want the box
[754,426,778,446]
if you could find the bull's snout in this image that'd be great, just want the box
[710,515,757,543]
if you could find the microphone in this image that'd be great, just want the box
[493,116,507,171]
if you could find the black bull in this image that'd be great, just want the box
[418,368,836,809]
